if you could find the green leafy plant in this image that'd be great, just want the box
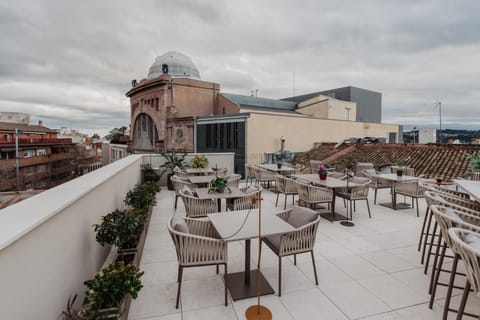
[275,153,283,162]
[395,158,406,168]
[60,294,90,320]
[159,149,188,177]
[466,152,480,172]
[208,176,231,193]
[124,183,156,210]
[93,209,145,250]
[192,155,209,168]
[142,164,160,183]
[83,262,143,318]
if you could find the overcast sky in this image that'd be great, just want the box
[1,0,479,136]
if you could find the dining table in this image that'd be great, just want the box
[453,179,480,202]
[195,187,246,211]
[185,168,214,175]
[208,209,295,300]
[258,164,296,175]
[187,175,216,187]
[374,173,419,210]
[292,174,360,222]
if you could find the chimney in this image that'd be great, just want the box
[38,120,43,126]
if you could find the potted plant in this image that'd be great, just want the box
[82,262,143,319]
[208,176,231,193]
[124,183,157,212]
[275,153,283,169]
[160,149,188,190]
[192,155,209,168]
[395,158,405,177]
[141,163,160,184]
[466,152,480,172]
[318,164,328,180]
[93,208,146,264]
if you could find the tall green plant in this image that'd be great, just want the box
[159,149,188,177]
[83,262,143,318]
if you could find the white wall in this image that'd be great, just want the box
[0,155,143,320]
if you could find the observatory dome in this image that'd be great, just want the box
[147,51,200,80]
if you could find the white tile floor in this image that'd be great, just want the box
[128,184,480,320]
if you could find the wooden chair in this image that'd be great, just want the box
[275,175,298,209]
[295,181,333,210]
[394,179,425,217]
[262,206,320,296]
[448,228,480,320]
[226,185,262,211]
[179,189,218,218]
[336,177,372,219]
[362,169,392,204]
[168,217,228,309]
[171,175,195,210]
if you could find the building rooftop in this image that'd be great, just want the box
[128,183,480,320]
[0,121,57,134]
[221,93,298,111]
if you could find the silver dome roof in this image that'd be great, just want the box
[147,51,200,80]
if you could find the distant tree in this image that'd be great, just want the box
[92,133,100,139]
[109,126,129,144]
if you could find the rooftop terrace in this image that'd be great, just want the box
[129,183,480,320]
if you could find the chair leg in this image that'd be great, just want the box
[422,209,435,264]
[294,254,297,265]
[275,193,279,207]
[366,199,371,218]
[278,256,282,296]
[442,254,459,320]
[456,281,471,320]
[224,263,228,306]
[428,232,443,294]
[349,199,353,220]
[175,195,178,210]
[176,266,183,309]
[354,200,356,212]
[415,198,419,217]
[311,251,319,285]
[418,207,430,252]
[374,188,378,204]
[424,222,438,275]
[216,264,219,274]
[284,194,287,210]
[429,241,447,308]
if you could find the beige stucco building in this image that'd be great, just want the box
[127,51,401,176]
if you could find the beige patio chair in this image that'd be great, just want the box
[227,173,241,188]
[173,167,189,180]
[447,228,480,320]
[336,177,372,219]
[391,166,415,176]
[254,167,276,189]
[171,175,195,210]
[168,217,228,309]
[427,205,480,317]
[394,179,425,217]
[295,180,333,210]
[262,206,320,296]
[293,163,306,174]
[179,189,218,218]
[275,175,298,209]
[226,184,262,211]
[362,169,392,204]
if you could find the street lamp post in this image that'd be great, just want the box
[434,101,442,143]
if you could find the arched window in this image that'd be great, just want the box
[133,113,158,150]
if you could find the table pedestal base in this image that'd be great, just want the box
[320,212,349,222]
[379,202,411,210]
[340,220,355,227]
[246,305,272,320]
[224,270,274,300]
